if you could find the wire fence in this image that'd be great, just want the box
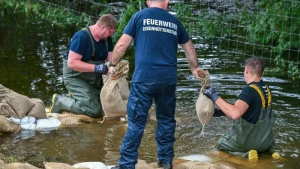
[35,0,300,77]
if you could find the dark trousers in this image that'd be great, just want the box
[118,81,176,169]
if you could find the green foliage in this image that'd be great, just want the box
[239,0,300,79]
[1,0,299,79]
[198,13,231,40]
[172,3,192,33]
[173,3,192,18]
[0,0,93,28]
[114,0,142,41]
[288,61,300,80]
[264,67,286,77]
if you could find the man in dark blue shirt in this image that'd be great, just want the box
[110,1,204,169]
[50,14,117,118]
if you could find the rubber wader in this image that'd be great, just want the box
[51,27,107,118]
[216,84,275,157]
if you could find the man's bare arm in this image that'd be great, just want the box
[111,34,133,65]
[215,98,249,120]
[180,40,203,79]
[68,51,95,72]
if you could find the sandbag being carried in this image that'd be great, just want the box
[100,60,130,121]
[195,70,214,134]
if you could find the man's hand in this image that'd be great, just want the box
[192,67,205,80]
[108,66,116,80]
[94,63,108,74]
[203,87,219,102]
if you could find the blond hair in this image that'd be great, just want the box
[96,14,117,29]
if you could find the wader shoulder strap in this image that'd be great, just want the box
[81,28,95,58]
[249,84,272,108]
[249,84,267,108]
[249,84,273,119]
[81,28,109,60]
[105,39,108,51]
[265,85,272,107]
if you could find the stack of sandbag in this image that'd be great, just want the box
[100,60,130,122]
[0,84,47,132]
[195,70,214,134]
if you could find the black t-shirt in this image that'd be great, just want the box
[238,80,269,124]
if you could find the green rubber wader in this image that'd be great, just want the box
[216,84,275,157]
[63,59,104,118]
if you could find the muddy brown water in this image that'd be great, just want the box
[1,3,300,169]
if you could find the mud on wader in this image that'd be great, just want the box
[57,27,108,118]
[215,84,275,157]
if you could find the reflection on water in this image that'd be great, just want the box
[1,5,300,169]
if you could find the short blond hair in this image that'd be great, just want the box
[96,14,117,29]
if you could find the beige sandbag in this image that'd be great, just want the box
[0,84,35,118]
[136,159,152,169]
[44,162,75,169]
[0,115,21,132]
[100,60,129,122]
[27,98,47,119]
[0,102,15,117]
[7,162,40,169]
[179,161,211,169]
[195,70,214,134]
[56,113,95,125]
[0,160,14,169]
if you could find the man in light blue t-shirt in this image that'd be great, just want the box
[110,1,203,169]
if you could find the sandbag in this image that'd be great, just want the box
[36,117,61,132]
[6,162,40,169]
[100,60,130,121]
[44,162,74,169]
[73,162,108,169]
[0,85,35,118]
[27,98,47,119]
[56,113,95,125]
[0,115,21,133]
[195,70,214,134]
[0,102,15,117]
[179,161,235,169]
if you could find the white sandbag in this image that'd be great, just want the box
[73,162,108,169]
[7,116,36,125]
[36,117,61,132]
[21,123,37,130]
[178,154,212,162]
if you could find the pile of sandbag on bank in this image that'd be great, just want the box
[100,60,130,122]
[0,84,60,132]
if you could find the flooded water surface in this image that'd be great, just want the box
[1,2,300,169]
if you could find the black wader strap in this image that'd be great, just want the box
[82,28,95,60]
[105,39,108,51]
